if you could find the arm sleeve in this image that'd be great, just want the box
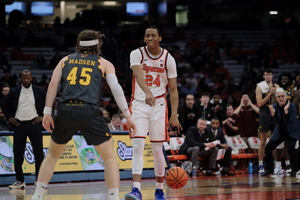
[105,73,130,117]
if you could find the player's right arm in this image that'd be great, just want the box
[131,65,155,106]
[130,50,155,106]
[102,58,136,135]
[43,56,66,132]
[255,85,272,107]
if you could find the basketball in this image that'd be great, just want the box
[165,167,189,189]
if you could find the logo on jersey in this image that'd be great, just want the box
[142,64,165,73]
[81,54,88,58]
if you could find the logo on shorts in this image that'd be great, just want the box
[117,141,133,161]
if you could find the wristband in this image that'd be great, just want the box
[123,109,130,117]
[43,107,52,115]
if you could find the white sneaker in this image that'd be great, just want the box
[274,167,283,175]
[9,181,25,189]
[296,170,300,178]
[31,195,43,200]
[258,165,265,174]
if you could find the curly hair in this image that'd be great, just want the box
[277,72,293,87]
[75,29,105,55]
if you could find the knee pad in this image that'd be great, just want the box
[151,143,165,177]
[131,139,145,175]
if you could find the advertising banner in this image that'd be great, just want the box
[0,133,165,175]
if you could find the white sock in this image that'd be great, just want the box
[108,188,119,200]
[133,182,141,191]
[285,160,290,166]
[156,182,164,189]
[259,161,263,166]
[32,181,47,198]
[275,161,281,168]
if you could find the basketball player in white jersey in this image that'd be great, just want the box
[125,26,182,200]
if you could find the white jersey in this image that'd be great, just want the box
[130,46,177,101]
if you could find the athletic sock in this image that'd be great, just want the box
[275,161,281,168]
[156,182,164,190]
[108,188,119,200]
[32,181,47,199]
[132,182,141,191]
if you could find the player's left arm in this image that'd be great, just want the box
[168,77,182,133]
[166,55,182,133]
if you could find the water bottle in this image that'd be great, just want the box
[192,166,197,177]
[248,161,253,174]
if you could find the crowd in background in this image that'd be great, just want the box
[1,25,300,127]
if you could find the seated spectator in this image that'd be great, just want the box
[0,84,10,102]
[179,118,218,176]
[178,94,200,137]
[233,93,259,141]
[199,92,214,122]
[108,114,123,131]
[207,118,235,176]
[209,93,227,123]
[222,105,241,137]
[100,107,110,124]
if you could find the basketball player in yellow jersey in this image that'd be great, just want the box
[125,26,182,200]
[255,68,279,174]
[31,29,136,200]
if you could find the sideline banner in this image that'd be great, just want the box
[0,133,162,175]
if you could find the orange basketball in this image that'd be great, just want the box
[165,167,189,189]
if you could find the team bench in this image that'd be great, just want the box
[165,137,259,174]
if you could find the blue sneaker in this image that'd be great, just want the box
[125,187,142,200]
[155,189,166,200]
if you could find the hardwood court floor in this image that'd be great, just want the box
[1,174,300,200]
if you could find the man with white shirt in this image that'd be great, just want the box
[108,114,124,131]
[1,69,46,189]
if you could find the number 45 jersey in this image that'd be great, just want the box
[130,46,177,101]
[60,53,103,105]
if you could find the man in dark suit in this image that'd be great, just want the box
[1,69,46,189]
[261,88,300,177]
[207,117,235,176]
[179,118,218,176]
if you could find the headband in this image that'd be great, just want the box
[79,39,99,46]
